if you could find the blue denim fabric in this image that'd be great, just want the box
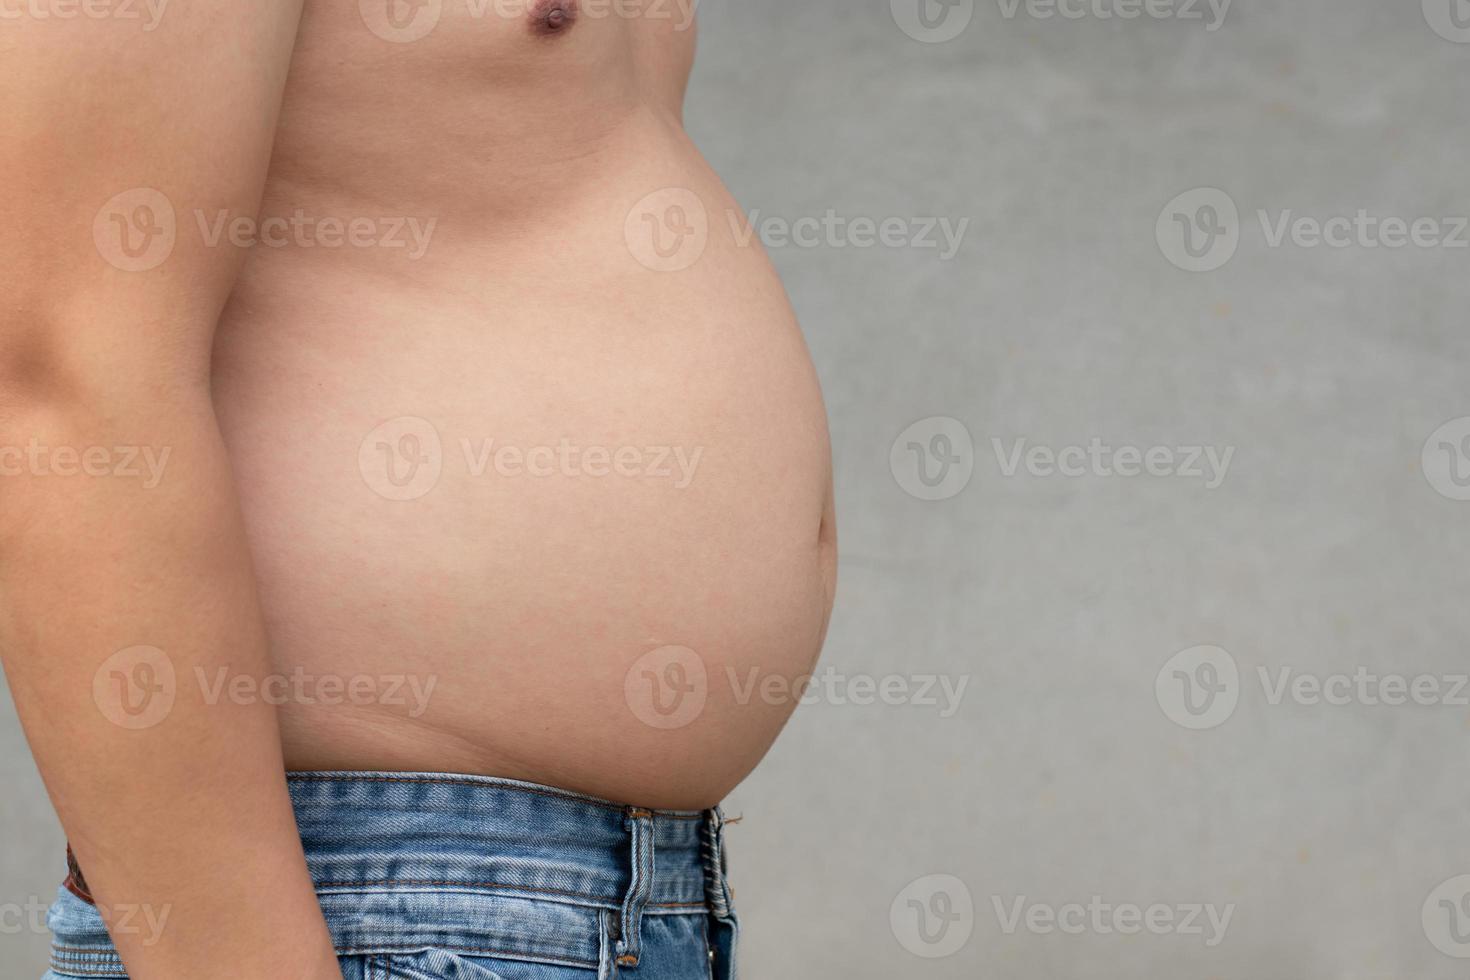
[43,772,739,980]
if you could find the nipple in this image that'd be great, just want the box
[531,0,577,36]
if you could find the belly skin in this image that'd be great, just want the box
[208,5,835,808]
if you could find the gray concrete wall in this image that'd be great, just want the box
[6,0,1470,976]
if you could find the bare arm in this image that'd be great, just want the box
[0,5,342,978]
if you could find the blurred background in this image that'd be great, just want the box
[6,0,1470,976]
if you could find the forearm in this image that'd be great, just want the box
[1,4,349,972]
[0,384,340,979]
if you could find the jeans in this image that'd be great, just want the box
[43,772,739,980]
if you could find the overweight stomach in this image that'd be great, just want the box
[210,123,835,808]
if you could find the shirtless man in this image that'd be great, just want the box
[0,2,836,977]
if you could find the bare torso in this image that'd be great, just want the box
[210,0,835,809]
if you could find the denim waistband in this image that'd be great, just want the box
[51,771,738,977]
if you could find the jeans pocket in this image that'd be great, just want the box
[377,949,598,980]
[365,950,507,980]
[372,948,605,980]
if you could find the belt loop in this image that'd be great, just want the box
[702,807,734,920]
[615,807,655,971]
[702,807,740,980]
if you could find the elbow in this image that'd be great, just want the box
[0,314,71,408]
[0,307,210,425]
